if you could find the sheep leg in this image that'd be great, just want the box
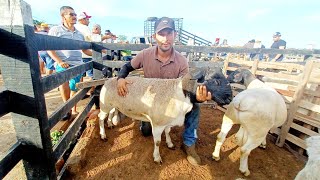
[212,115,234,161]
[164,126,175,149]
[111,108,120,126]
[259,137,267,149]
[239,136,265,176]
[107,108,116,128]
[152,125,166,164]
[98,110,109,140]
[235,126,248,147]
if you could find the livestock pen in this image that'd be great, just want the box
[0,0,319,179]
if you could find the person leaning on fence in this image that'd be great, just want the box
[75,12,94,81]
[116,17,211,166]
[269,32,286,62]
[47,6,92,120]
[36,23,55,75]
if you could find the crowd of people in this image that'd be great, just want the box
[33,5,288,166]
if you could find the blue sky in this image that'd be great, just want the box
[25,0,319,49]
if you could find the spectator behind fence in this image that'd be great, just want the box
[253,39,265,61]
[269,32,286,62]
[243,39,265,61]
[36,23,55,75]
[47,6,92,120]
[75,12,93,83]
[91,24,108,56]
[116,17,211,166]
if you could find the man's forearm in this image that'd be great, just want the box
[274,54,282,61]
[82,49,92,56]
[117,62,135,80]
[47,50,63,63]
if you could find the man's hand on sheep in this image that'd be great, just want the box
[117,78,133,97]
[196,85,212,102]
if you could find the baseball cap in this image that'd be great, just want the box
[273,32,281,37]
[40,23,48,28]
[78,12,92,19]
[154,17,175,33]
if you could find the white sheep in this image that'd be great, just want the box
[98,68,233,164]
[212,69,287,176]
[295,135,320,180]
[98,74,196,164]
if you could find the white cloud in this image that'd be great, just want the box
[303,13,320,22]
[247,8,270,20]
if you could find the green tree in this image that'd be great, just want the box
[118,35,127,42]
[33,19,44,25]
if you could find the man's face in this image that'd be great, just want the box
[62,9,77,25]
[273,36,280,42]
[153,28,176,52]
[92,27,101,34]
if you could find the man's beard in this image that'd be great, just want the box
[158,44,171,52]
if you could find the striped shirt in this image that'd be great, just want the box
[48,24,84,66]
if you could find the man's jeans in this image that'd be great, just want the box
[183,103,200,146]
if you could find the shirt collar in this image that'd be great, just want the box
[154,46,176,63]
[60,24,78,33]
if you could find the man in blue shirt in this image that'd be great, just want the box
[48,6,92,119]
[270,32,286,62]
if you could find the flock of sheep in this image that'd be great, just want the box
[97,67,319,179]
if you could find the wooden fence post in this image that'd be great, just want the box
[0,0,55,179]
[251,59,259,75]
[92,42,103,80]
[276,60,314,147]
[222,54,230,76]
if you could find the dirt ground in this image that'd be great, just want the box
[66,107,305,180]
[0,75,90,180]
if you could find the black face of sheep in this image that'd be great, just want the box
[227,69,251,84]
[193,67,233,105]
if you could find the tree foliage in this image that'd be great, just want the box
[118,35,127,42]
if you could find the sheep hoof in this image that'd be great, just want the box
[212,155,220,161]
[154,158,162,165]
[240,170,250,177]
[259,144,266,149]
[167,144,175,150]
[100,135,107,142]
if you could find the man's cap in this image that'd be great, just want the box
[92,24,101,29]
[154,17,175,33]
[273,32,281,37]
[40,23,48,28]
[78,12,92,19]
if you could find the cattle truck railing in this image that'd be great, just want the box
[1,0,320,179]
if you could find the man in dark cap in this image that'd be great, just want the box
[116,17,211,166]
[270,32,286,62]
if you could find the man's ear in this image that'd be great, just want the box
[152,34,156,40]
[174,31,177,38]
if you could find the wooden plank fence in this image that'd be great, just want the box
[221,58,320,153]
[0,0,320,179]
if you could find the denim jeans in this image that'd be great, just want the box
[83,58,93,78]
[183,103,200,146]
[39,51,55,70]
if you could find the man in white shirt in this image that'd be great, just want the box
[75,12,93,79]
